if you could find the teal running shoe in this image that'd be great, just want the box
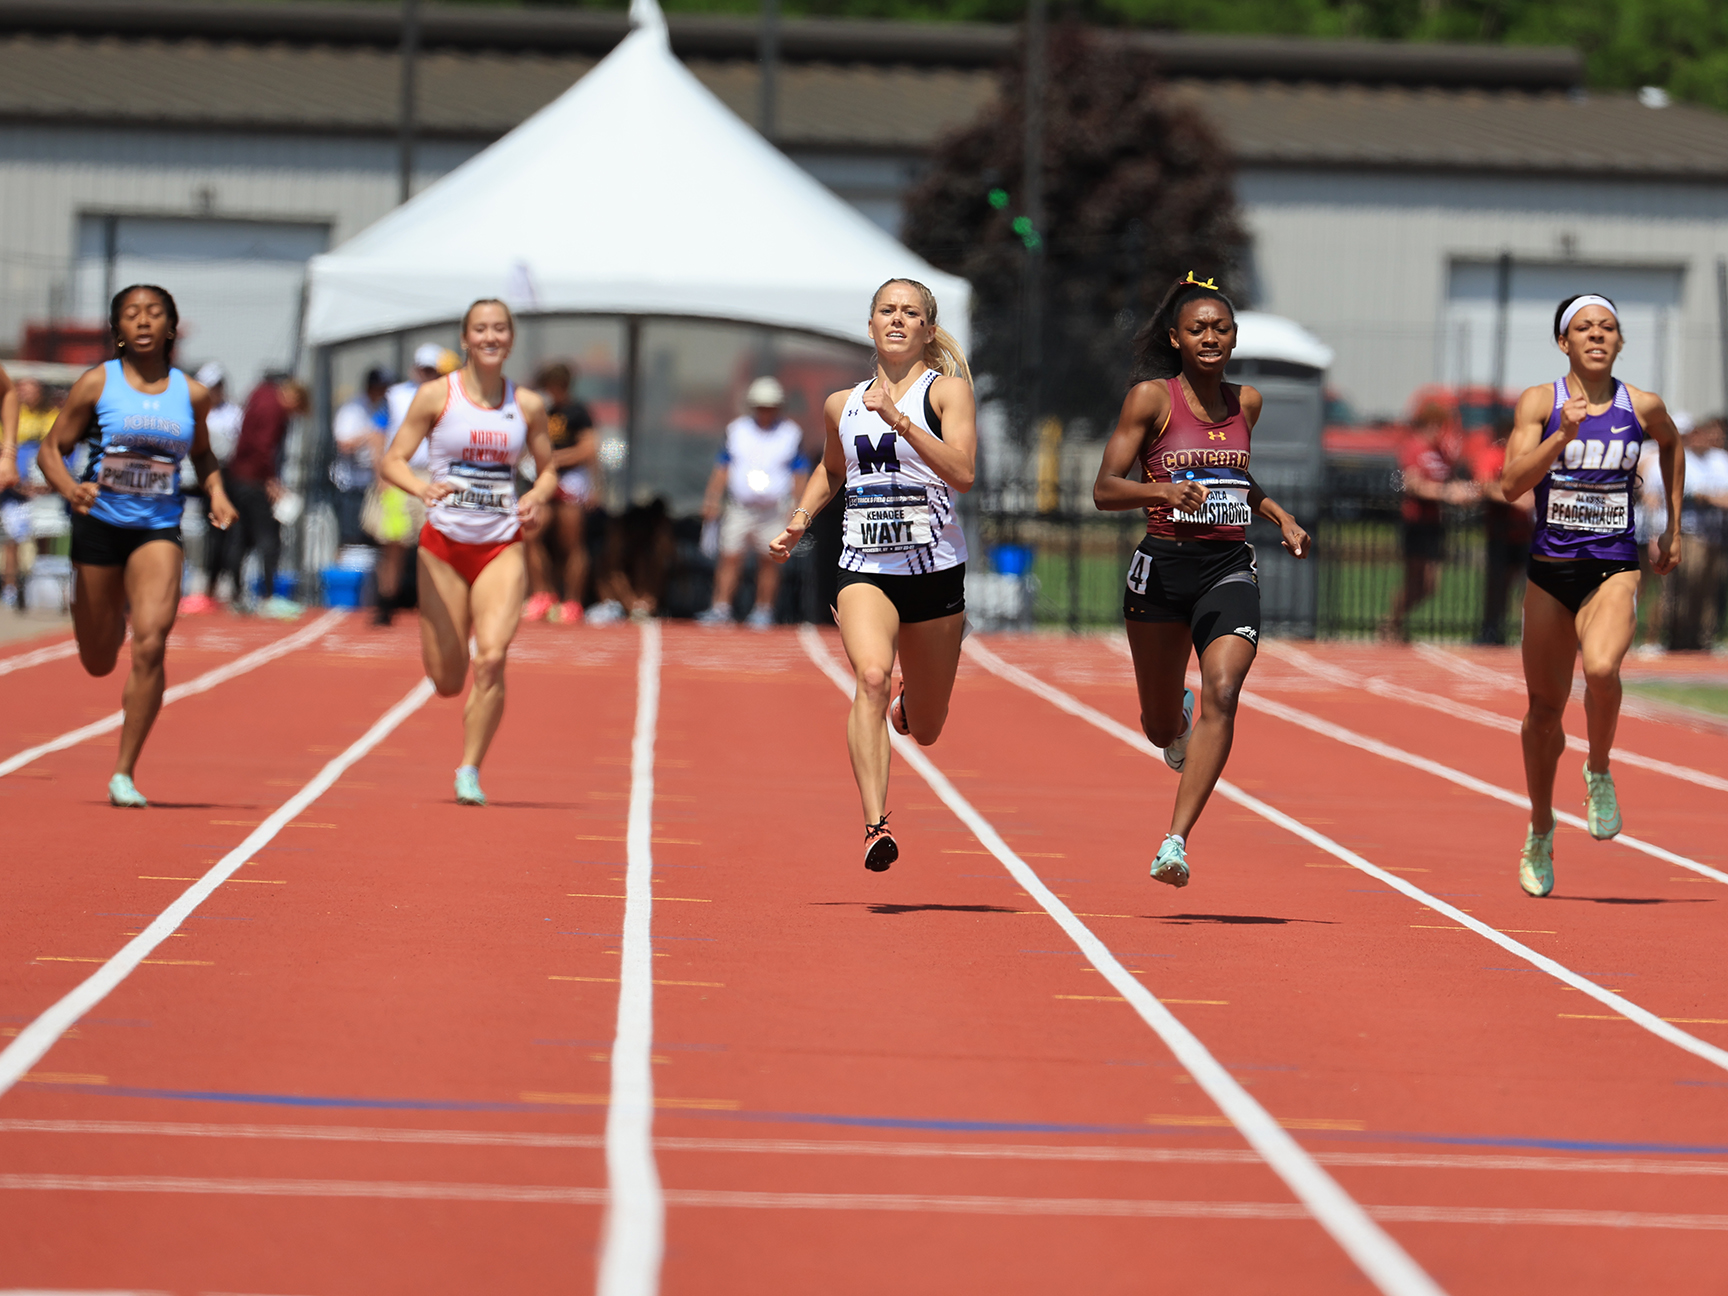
[1151,834,1190,888]
[1162,689,1196,773]
[108,773,147,808]
[454,766,486,806]
[1583,767,1622,840]
[1519,823,1555,897]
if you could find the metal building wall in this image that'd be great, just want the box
[1239,169,1728,420]
[0,125,482,355]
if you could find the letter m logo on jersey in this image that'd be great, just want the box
[854,433,901,475]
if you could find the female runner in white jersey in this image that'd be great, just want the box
[379,299,557,806]
[769,279,976,871]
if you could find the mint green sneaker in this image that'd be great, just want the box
[108,773,148,808]
[1519,823,1555,897]
[1151,833,1190,888]
[1584,767,1622,840]
[1162,689,1196,773]
[454,766,486,806]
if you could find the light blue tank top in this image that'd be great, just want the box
[83,359,194,530]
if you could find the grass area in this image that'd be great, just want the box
[1624,681,1728,718]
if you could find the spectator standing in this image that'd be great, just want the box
[697,377,810,628]
[0,366,22,607]
[180,362,244,612]
[369,345,449,625]
[1470,416,1535,644]
[525,361,599,624]
[2,377,61,607]
[1382,401,1478,641]
[331,367,391,547]
[225,374,308,618]
[1670,416,1728,650]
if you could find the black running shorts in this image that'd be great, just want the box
[836,563,966,624]
[1123,536,1260,654]
[71,512,183,568]
[1525,556,1639,615]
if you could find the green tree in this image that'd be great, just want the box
[900,21,1248,441]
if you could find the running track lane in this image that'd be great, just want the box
[0,620,646,1294]
[954,634,1728,1293]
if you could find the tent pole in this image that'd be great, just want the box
[623,316,642,504]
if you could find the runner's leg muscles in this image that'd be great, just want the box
[1576,569,1639,774]
[72,562,129,677]
[1170,632,1257,840]
[114,541,183,779]
[417,545,474,697]
[558,502,587,605]
[1519,578,1577,834]
[837,582,899,823]
[462,544,526,768]
[1125,619,1193,747]
[895,611,965,747]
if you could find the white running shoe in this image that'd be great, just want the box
[745,605,775,629]
[1151,834,1189,888]
[454,766,486,806]
[696,605,733,627]
[108,773,148,808]
[1583,767,1622,840]
[1162,689,1196,773]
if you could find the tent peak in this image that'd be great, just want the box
[629,0,667,41]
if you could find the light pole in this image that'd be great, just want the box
[398,0,421,205]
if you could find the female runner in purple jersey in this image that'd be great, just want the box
[1501,293,1684,897]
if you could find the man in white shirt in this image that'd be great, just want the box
[331,366,391,546]
[697,377,810,628]
[1672,416,1728,649]
[181,362,245,611]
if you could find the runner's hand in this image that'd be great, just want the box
[421,479,457,505]
[65,481,99,515]
[767,521,804,563]
[518,494,545,535]
[1163,481,1208,512]
[1559,393,1588,442]
[0,455,15,493]
[209,495,238,531]
[1280,516,1311,559]
[861,380,899,424]
[1653,530,1681,576]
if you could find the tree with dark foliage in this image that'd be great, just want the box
[902,22,1249,443]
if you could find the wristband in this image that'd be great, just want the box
[791,507,813,527]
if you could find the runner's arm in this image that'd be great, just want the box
[1093,381,1205,513]
[378,381,450,502]
[906,375,976,493]
[1245,470,1311,559]
[768,391,847,563]
[514,387,559,531]
[34,367,104,514]
[186,379,237,531]
[1634,387,1684,576]
[1501,385,1571,502]
[0,365,16,492]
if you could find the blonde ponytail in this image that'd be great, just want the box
[871,278,973,387]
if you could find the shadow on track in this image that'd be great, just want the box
[813,901,1026,917]
[1157,913,1338,925]
[1548,896,1716,906]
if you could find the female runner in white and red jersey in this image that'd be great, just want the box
[380,299,556,805]
[1093,274,1310,888]
[769,279,976,872]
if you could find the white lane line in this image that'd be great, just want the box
[1106,636,1728,886]
[4,1174,1727,1231]
[0,610,344,779]
[11,1120,1727,1178]
[0,637,81,677]
[966,639,1728,1078]
[801,627,1444,1296]
[0,677,435,1101]
[1267,642,1728,796]
[597,619,664,1296]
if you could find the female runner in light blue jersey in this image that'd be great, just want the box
[37,285,237,807]
[1501,293,1684,896]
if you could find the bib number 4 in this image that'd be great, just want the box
[1127,549,1152,596]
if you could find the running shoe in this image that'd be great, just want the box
[745,605,775,630]
[108,773,147,809]
[556,600,583,625]
[524,591,555,622]
[260,596,303,621]
[889,678,910,736]
[177,593,216,615]
[1162,688,1196,773]
[1583,767,1622,840]
[586,599,626,627]
[864,814,898,873]
[1518,823,1555,897]
[1150,834,1189,888]
[454,766,486,806]
[696,605,734,627]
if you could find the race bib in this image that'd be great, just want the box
[1546,480,1628,534]
[98,452,178,498]
[845,485,933,553]
[1172,472,1253,529]
[441,464,515,514]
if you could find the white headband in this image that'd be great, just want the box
[1559,295,1617,335]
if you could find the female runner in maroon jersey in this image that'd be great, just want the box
[1093,274,1310,887]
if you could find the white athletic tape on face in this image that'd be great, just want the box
[0,637,81,677]
[597,619,665,1296]
[965,639,1728,1078]
[801,626,1446,1296]
[0,609,345,779]
[0,676,435,1101]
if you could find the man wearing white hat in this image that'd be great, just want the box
[698,376,810,628]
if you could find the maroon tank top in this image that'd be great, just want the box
[1141,377,1254,541]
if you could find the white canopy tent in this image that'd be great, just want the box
[302,0,969,353]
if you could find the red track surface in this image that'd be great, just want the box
[2,617,1725,1294]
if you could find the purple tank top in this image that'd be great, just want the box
[1530,378,1642,562]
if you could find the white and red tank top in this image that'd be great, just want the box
[1142,377,1254,542]
[425,372,528,546]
